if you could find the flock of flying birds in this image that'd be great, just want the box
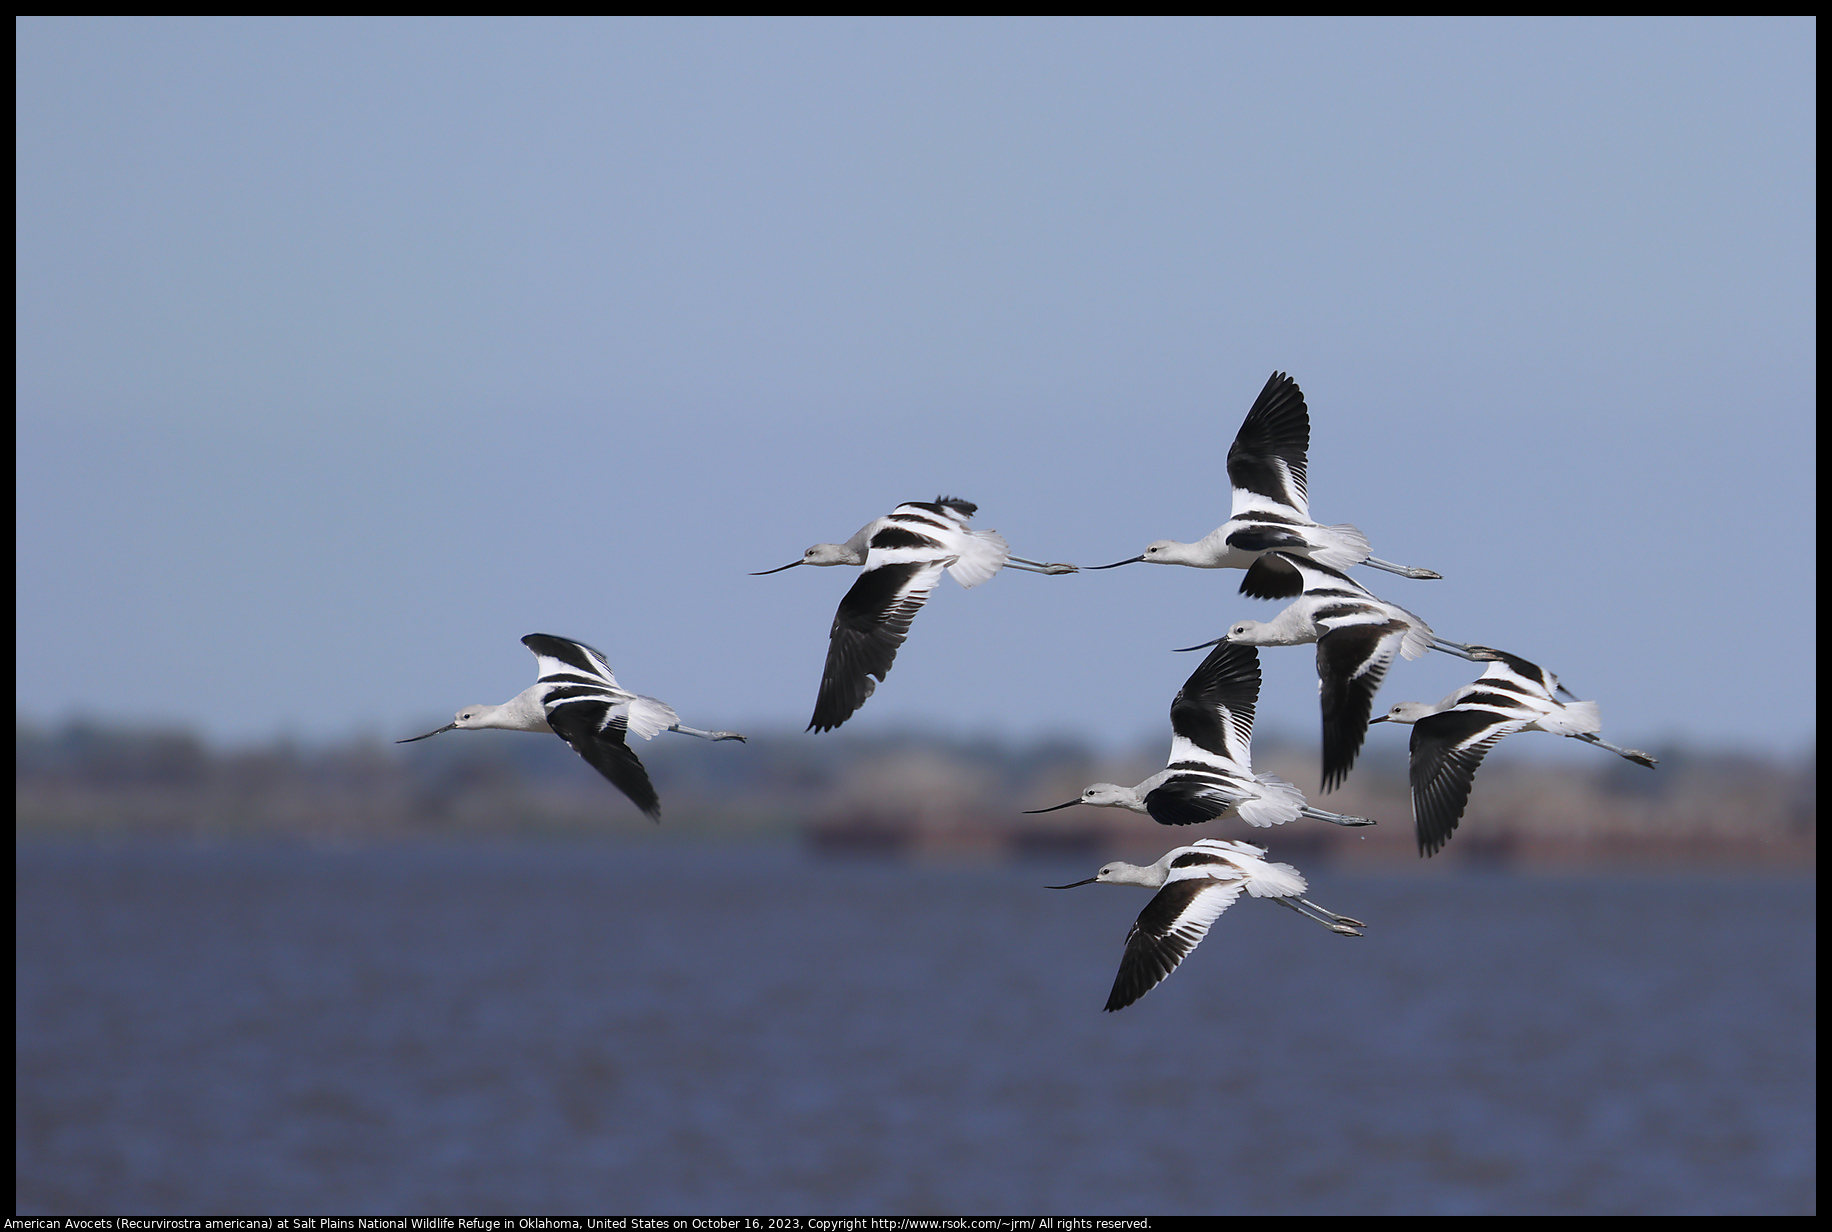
[401,371,1657,1012]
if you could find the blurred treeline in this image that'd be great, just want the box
[15,720,1815,867]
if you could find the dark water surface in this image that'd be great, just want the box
[15,840,1815,1214]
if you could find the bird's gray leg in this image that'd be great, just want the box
[1296,896,1367,930]
[1299,805,1377,828]
[1272,896,1365,936]
[1429,639,1504,661]
[1005,556,1080,575]
[668,724,748,743]
[1571,731,1657,768]
[1364,556,1443,580]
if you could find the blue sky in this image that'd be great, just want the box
[16,17,1816,757]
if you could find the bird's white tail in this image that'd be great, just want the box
[1244,860,1309,899]
[946,529,1010,588]
[1308,522,1372,571]
[623,696,682,740]
[1398,608,1436,660]
[1545,698,1602,737]
[1236,773,1307,828]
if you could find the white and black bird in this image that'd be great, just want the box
[398,634,745,820]
[755,498,1076,732]
[1180,552,1496,793]
[1371,647,1658,857]
[1089,371,1439,597]
[1048,838,1364,1012]
[1025,639,1375,828]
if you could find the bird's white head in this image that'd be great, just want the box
[1224,619,1268,644]
[800,542,864,567]
[1371,701,1434,726]
[1095,860,1159,886]
[1139,539,1194,565]
[1078,783,1146,811]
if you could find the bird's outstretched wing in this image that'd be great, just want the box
[808,558,949,732]
[1168,640,1261,767]
[1106,870,1247,1011]
[1408,710,1524,857]
[1315,619,1410,792]
[543,697,663,821]
[1226,372,1311,518]
[524,632,679,738]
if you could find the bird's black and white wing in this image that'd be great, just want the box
[1106,855,1249,1012]
[886,498,1008,589]
[1315,619,1412,792]
[542,699,663,821]
[1408,708,1527,857]
[1242,549,1376,606]
[1236,551,1309,600]
[524,633,679,737]
[520,634,665,818]
[1465,651,1588,729]
[1260,556,1426,791]
[1168,640,1261,767]
[524,632,621,689]
[1138,641,1264,826]
[1478,649,1557,695]
[808,557,950,732]
[1225,371,1311,520]
[1136,777,1243,827]
[1272,552,1377,600]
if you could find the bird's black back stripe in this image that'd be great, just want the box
[870,525,947,552]
[1169,850,1233,869]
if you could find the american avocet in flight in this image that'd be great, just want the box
[1048,838,1364,1012]
[1370,647,1657,857]
[1088,371,1439,598]
[755,497,1077,732]
[397,634,745,820]
[1024,639,1375,828]
[1178,552,1496,793]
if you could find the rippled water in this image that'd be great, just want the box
[15,840,1815,1214]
